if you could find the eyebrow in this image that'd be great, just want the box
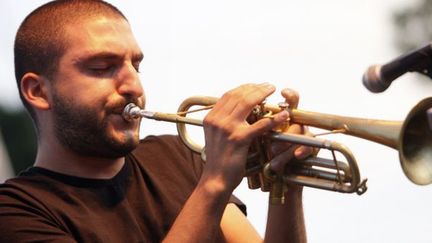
[73,51,144,64]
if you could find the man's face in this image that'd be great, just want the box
[48,16,145,158]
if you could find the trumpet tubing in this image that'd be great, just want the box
[123,96,432,203]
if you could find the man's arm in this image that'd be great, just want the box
[163,83,289,242]
[162,174,233,242]
[219,189,306,243]
[264,188,306,243]
[220,203,262,243]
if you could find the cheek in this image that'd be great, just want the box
[54,69,114,97]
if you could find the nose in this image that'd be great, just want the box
[117,63,144,99]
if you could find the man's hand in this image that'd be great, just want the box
[268,88,315,177]
[201,83,290,193]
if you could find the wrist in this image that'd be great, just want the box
[196,175,233,201]
[285,185,303,200]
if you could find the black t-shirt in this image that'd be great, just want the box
[0,135,245,242]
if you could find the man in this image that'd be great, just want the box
[0,1,310,242]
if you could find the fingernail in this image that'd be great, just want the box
[295,148,309,159]
[294,149,304,159]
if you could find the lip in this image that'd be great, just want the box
[114,102,144,115]
[112,106,128,115]
[110,112,140,129]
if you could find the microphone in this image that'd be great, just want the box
[362,43,432,93]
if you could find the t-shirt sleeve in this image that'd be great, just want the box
[229,194,247,216]
[0,184,77,243]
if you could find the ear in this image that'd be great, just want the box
[20,73,51,110]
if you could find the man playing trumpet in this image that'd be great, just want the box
[0,1,312,242]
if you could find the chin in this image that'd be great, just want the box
[70,129,140,159]
[118,127,140,143]
[113,130,140,150]
[97,137,138,159]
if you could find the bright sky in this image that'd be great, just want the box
[1,1,432,242]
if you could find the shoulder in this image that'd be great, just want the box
[0,174,65,239]
[0,168,77,217]
[0,178,74,242]
[0,170,46,200]
[0,170,58,211]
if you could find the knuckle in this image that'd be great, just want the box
[241,95,259,108]
[222,83,252,100]
[221,90,234,100]
[203,115,217,127]
[283,89,300,106]
[218,122,233,135]
[291,124,303,134]
[228,132,246,144]
[204,116,234,135]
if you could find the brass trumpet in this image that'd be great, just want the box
[123,96,432,204]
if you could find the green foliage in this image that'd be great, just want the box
[393,0,432,52]
[0,106,37,174]
[392,0,432,86]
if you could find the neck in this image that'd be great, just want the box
[35,137,125,179]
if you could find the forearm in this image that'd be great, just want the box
[163,177,232,243]
[264,188,306,243]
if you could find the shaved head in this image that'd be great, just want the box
[14,0,128,122]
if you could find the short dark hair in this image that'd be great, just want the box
[14,0,128,122]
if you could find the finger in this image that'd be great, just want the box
[270,124,304,155]
[294,145,314,160]
[281,88,300,109]
[231,83,276,119]
[286,123,303,134]
[305,128,320,157]
[210,83,276,122]
[246,110,289,140]
[271,141,292,156]
[269,145,298,173]
[210,83,254,118]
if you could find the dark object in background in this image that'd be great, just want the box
[0,106,36,174]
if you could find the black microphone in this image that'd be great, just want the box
[362,43,432,93]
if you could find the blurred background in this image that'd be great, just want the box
[1,0,432,242]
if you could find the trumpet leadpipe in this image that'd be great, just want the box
[123,103,203,126]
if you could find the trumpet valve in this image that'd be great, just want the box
[269,180,286,205]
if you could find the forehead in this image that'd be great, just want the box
[62,16,142,59]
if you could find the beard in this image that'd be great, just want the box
[51,93,140,159]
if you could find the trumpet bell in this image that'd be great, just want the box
[400,97,432,185]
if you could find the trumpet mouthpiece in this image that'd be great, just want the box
[122,103,156,121]
[122,103,141,121]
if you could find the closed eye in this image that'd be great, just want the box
[89,65,115,74]
[85,60,120,76]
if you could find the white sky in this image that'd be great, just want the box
[2,1,432,242]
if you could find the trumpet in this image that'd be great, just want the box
[123,96,432,204]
